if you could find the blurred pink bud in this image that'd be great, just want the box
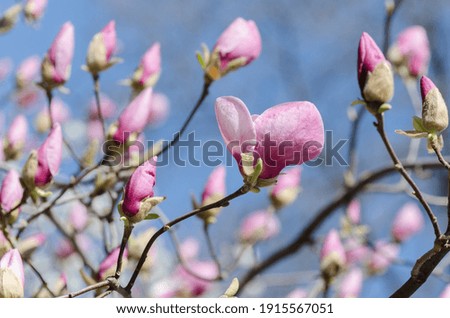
[0,248,24,290]
[202,165,226,204]
[346,199,361,224]
[176,260,218,296]
[337,267,363,298]
[55,234,89,259]
[120,159,161,223]
[367,241,399,274]
[88,120,104,142]
[35,97,70,133]
[147,92,170,127]
[86,21,119,74]
[270,166,301,209]
[216,96,324,180]
[131,42,161,90]
[179,237,200,261]
[286,288,308,298]
[16,55,41,89]
[420,75,448,133]
[214,17,262,71]
[24,0,48,23]
[345,238,370,265]
[0,170,24,216]
[357,32,393,104]
[15,87,41,108]
[69,201,88,232]
[4,115,28,160]
[239,210,280,243]
[320,229,346,275]
[391,26,430,78]
[89,93,117,120]
[111,87,153,144]
[35,123,63,187]
[0,58,13,82]
[98,246,128,280]
[18,233,46,258]
[391,202,424,242]
[41,22,74,89]
[440,285,450,298]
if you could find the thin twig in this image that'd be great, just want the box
[114,224,134,278]
[60,280,109,298]
[92,74,106,138]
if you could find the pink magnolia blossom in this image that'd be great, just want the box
[201,166,226,204]
[69,201,89,232]
[346,199,361,224]
[320,229,346,279]
[147,92,170,127]
[270,166,301,209]
[41,22,74,88]
[0,249,24,283]
[4,115,28,159]
[337,267,363,298]
[345,238,370,265]
[120,159,160,223]
[215,96,324,180]
[35,97,70,132]
[357,32,393,104]
[391,26,430,77]
[367,241,399,274]
[0,170,24,215]
[112,87,153,144]
[15,87,41,108]
[239,210,280,243]
[35,123,63,187]
[214,17,262,71]
[391,203,424,242]
[98,246,128,280]
[24,0,48,23]
[16,55,41,89]
[131,42,161,90]
[86,21,118,74]
[89,93,117,120]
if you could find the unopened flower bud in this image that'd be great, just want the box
[239,210,280,244]
[4,115,28,161]
[358,32,394,106]
[0,4,22,34]
[269,167,301,210]
[69,201,88,232]
[130,43,161,92]
[147,92,170,127]
[35,97,70,133]
[0,170,24,222]
[391,202,424,242]
[367,241,399,275]
[0,249,24,298]
[18,233,46,259]
[196,166,226,224]
[421,75,448,132]
[98,246,128,280]
[337,267,363,298]
[16,55,41,89]
[320,229,346,281]
[24,0,48,23]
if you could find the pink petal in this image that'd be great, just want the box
[0,249,24,288]
[35,123,63,186]
[201,165,226,203]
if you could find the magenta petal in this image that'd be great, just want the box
[113,87,153,143]
[420,75,436,100]
[139,42,161,85]
[98,246,128,279]
[397,26,430,77]
[101,21,116,61]
[358,32,385,90]
[35,123,63,187]
[122,159,157,217]
[215,96,256,163]
[254,101,324,179]
[0,249,24,288]
[7,115,27,149]
[48,22,74,83]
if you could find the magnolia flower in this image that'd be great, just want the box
[215,96,324,187]
[109,87,153,144]
[4,115,28,161]
[0,170,24,221]
[196,166,226,224]
[0,249,24,298]
[14,86,41,108]
[35,97,70,133]
[22,123,62,196]
[119,159,164,223]
[24,0,48,23]
[18,233,46,259]
[345,238,370,265]
[40,22,74,89]
[85,21,120,75]
[357,32,394,108]
[98,246,128,280]
[88,93,117,120]
[367,241,399,275]
[147,92,170,127]
[16,55,41,89]
[69,201,89,232]
[269,166,301,209]
[396,76,448,152]
[129,42,161,92]
[388,25,430,78]
[200,18,261,81]
[337,267,363,298]
[391,203,424,242]
[239,210,280,244]
[320,229,346,280]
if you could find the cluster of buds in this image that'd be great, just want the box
[215,96,324,190]
[197,17,262,83]
[357,32,394,114]
[396,76,448,152]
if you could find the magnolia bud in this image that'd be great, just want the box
[367,241,399,275]
[0,4,22,34]
[16,55,41,89]
[35,97,70,133]
[239,210,280,244]
[421,76,448,132]
[358,32,394,106]
[269,167,301,209]
[320,229,346,281]
[98,246,128,280]
[337,267,363,298]
[4,115,28,161]
[391,202,424,242]
[0,169,24,222]
[130,42,161,92]
[18,233,46,259]
[24,0,48,23]
[0,249,24,298]
[196,166,226,224]
[85,21,119,75]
